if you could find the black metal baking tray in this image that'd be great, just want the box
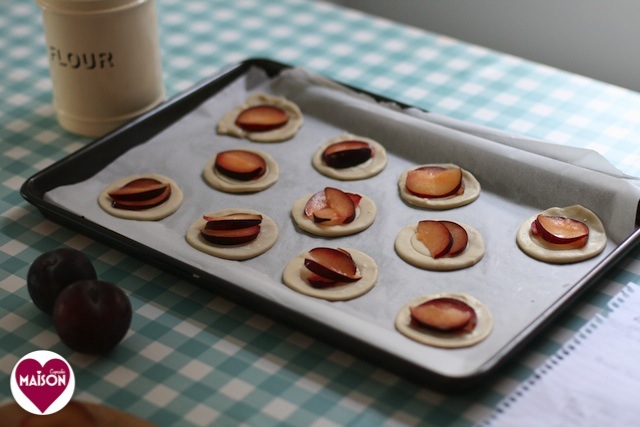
[21,58,640,391]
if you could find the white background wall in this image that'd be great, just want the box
[327,0,640,93]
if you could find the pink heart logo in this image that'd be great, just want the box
[14,358,71,413]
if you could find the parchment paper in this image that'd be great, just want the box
[45,66,640,378]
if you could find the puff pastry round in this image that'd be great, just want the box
[394,221,484,271]
[98,173,183,221]
[291,192,377,237]
[282,248,377,301]
[216,93,303,142]
[202,149,279,193]
[311,134,388,180]
[516,205,607,263]
[395,293,493,348]
[398,163,480,209]
[186,208,278,260]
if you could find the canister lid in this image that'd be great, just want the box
[36,0,147,14]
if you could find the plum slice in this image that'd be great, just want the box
[440,221,469,256]
[303,187,359,225]
[304,247,362,283]
[416,220,453,258]
[306,272,341,289]
[410,297,477,333]
[108,178,171,210]
[532,214,589,248]
[200,213,262,245]
[322,140,374,168]
[108,178,168,200]
[215,150,267,181]
[201,225,261,245]
[405,166,463,198]
[235,105,289,132]
[203,213,263,230]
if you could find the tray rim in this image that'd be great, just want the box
[20,57,640,392]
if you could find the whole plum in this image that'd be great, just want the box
[27,248,97,315]
[53,279,132,354]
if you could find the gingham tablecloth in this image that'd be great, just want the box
[2,0,640,425]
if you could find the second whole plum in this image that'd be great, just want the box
[27,248,97,315]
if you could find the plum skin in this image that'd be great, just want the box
[53,279,132,354]
[27,248,97,315]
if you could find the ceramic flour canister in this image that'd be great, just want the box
[36,0,165,137]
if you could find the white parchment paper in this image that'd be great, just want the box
[45,67,640,378]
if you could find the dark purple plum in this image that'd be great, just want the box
[53,279,132,354]
[27,248,97,315]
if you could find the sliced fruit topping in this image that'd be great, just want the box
[304,247,362,283]
[203,213,263,230]
[405,166,463,198]
[531,214,589,248]
[303,187,359,225]
[440,221,469,256]
[108,178,171,210]
[200,212,262,245]
[108,178,167,200]
[201,225,261,246]
[416,220,470,258]
[306,272,341,289]
[235,105,289,132]
[410,297,477,333]
[322,140,374,169]
[215,150,267,181]
[416,220,453,258]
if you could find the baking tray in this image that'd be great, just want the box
[21,58,640,391]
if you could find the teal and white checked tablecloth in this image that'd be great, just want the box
[2,0,640,425]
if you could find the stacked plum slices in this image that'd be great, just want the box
[214,150,267,181]
[322,140,373,169]
[304,187,361,225]
[410,298,477,334]
[108,178,171,210]
[235,105,289,132]
[531,214,589,249]
[304,247,362,288]
[200,213,263,245]
[406,166,464,198]
[416,220,469,258]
